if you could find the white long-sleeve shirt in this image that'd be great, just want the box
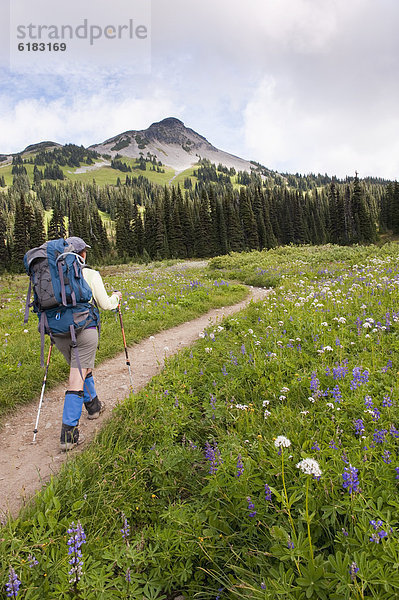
[82,267,120,310]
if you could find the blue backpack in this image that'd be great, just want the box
[24,238,99,367]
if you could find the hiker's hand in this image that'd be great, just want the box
[113,291,123,301]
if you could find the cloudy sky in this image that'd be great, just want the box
[0,0,398,178]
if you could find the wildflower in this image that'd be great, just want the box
[296,458,322,478]
[261,582,267,590]
[350,562,359,581]
[28,554,39,568]
[67,521,86,584]
[287,538,295,549]
[247,496,256,517]
[350,368,369,391]
[262,400,270,407]
[125,568,131,583]
[342,465,359,495]
[264,409,271,419]
[372,408,381,422]
[373,429,387,444]
[274,436,291,448]
[264,483,272,501]
[331,385,342,403]
[205,442,222,475]
[329,440,338,449]
[6,567,21,598]
[353,419,365,436]
[280,386,290,393]
[279,395,286,401]
[120,514,130,539]
[382,395,393,408]
[311,441,320,451]
[382,451,391,464]
[205,347,212,353]
[395,467,399,479]
[236,454,244,477]
[342,528,349,536]
[364,395,373,409]
[390,425,399,438]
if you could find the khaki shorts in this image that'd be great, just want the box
[53,327,98,369]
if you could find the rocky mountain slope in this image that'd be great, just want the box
[90,117,256,172]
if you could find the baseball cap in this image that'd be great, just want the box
[65,237,91,253]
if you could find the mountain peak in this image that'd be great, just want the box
[91,117,254,172]
[149,117,185,129]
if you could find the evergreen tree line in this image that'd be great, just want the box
[0,172,396,272]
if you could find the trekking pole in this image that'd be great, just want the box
[117,302,134,392]
[32,343,53,443]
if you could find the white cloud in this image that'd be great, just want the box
[0,90,182,152]
[243,76,399,178]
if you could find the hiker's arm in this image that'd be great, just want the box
[84,270,121,310]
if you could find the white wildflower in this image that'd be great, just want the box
[274,435,291,448]
[280,387,290,393]
[262,400,270,407]
[279,395,286,401]
[23,329,29,333]
[308,397,315,403]
[205,347,212,353]
[264,410,271,419]
[300,410,309,415]
[326,403,334,409]
[321,322,328,327]
[248,328,253,334]
[296,458,322,477]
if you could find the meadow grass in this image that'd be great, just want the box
[2,244,399,598]
[0,264,246,418]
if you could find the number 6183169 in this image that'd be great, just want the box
[18,42,67,51]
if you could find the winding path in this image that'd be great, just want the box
[0,286,269,520]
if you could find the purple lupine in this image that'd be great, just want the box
[120,513,130,540]
[364,395,373,409]
[395,467,399,479]
[221,365,228,377]
[350,368,369,391]
[264,483,272,501]
[125,568,131,583]
[247,496,256,518]
[353,419,365,436]
[372,408,381,422]
[329,439,338,450]
[350,562,359,581]
[342,465,359,495]
[205,442,222,475]
[236,454,244,477]
[390,425,399,438]
[287,538,295,549]
[5,568,21,598]
[332,362,348,380]
[369,519,388,543]
[27,554,39,568]
[311,441,320,451]
[310,372,320,395]
[382,451,392,464]
[331,385,342,403]
[373,429,387,444]
[382,394,393,408]
[67,521,86,585]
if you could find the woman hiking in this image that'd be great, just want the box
[53,237,122,451]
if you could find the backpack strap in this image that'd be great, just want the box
[57,260,68,306]
[24,277,32,324]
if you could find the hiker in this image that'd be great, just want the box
[52,237,122,450]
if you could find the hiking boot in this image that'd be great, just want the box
[60,423,85,451]
[84,396,105,420]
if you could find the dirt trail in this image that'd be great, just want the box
[0,286,269,520]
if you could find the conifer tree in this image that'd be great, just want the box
[0,212,8,271]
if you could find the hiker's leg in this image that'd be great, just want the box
[83,370,103,419]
